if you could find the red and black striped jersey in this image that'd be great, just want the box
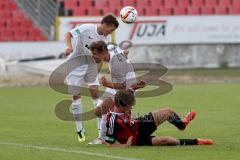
[105,111,139,145]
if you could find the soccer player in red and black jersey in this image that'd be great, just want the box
[104,89,214,147]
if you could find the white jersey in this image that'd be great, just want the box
[106,47,137,96]
[69,24,112,59]
[65,24,111,89]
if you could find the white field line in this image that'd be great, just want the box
[0,141,144,160]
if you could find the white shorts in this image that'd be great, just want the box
[65,64,99,95]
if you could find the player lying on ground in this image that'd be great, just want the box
[64,15,119,142]
[88,80,145,145]
[103,89,214,147]
[88,41,145,144]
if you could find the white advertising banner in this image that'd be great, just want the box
[57,16,240,44]
[0,42,65,61]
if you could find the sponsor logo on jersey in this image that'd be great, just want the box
[88,36,93,39]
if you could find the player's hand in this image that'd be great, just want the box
[126,136,133,147]
[65,47,73,56]
[123,49,129,58]
[136,80,147,89]
[102,140,111,147]
[101,76,109,87]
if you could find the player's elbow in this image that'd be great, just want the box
[94,107,102,117]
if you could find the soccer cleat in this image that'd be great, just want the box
[197,139,214,145]
[183,111,196,126]
[77,128,86,142]
[88,138,103,145]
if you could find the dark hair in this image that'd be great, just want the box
[115,89,135,107]
[90,41,108,53]
[101,14,119,28]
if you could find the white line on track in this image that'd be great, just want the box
[0,141,144,160]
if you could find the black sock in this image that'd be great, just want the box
[179,139,198,145]
[169,113,186,130]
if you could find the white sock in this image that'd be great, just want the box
[99,114,107,139]
[72,99,83,132]
[93,99,101,132]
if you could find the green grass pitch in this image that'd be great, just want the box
[0,83,240,160]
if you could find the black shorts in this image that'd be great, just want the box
[135,112,157,146]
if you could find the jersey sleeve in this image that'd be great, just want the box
[105,113,117,144]
[69,24,92,38]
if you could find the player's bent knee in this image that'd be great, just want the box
[165,108,176,117]
[152,108,175,122]
[155,108,174,114]
[162,108,174,114]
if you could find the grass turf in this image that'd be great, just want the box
[0,83,240,160]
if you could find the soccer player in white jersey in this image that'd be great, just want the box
[64,15,119,142]
[88,41,146,144]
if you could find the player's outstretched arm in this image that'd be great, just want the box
[65,32,73,56]
[101,76,126,90]
[131,80,147,90]
[103,136,133,148]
